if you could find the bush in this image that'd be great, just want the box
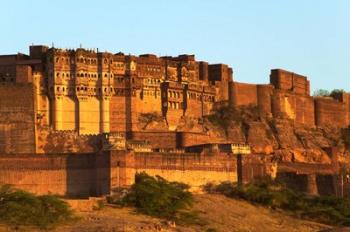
[120,172,193,220]
[207,104,242,135]
[313,89,330,97]
[204,180,350,226]
[0,185,73,229]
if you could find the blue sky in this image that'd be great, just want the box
[1,0,349,92]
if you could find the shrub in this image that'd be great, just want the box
[207,104,242,136]
[0,185,73,229]
[330,89,345,98]
[120,172,193,220]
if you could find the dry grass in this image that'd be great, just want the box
[0,194,333,232]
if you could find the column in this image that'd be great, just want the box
[54,96,62,130]
[100,97,110,133]
[307,174,318,195]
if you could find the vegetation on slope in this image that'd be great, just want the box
[138,112,164,130]
[0,185,73,229]
[204,179,350,226]
[109,172,204,225]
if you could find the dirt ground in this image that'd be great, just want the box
[0,194,346,232]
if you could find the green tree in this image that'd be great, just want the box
[0,185,73,229]
[330,89,345,98]
[313,89,330,97]
[122,172,193,219]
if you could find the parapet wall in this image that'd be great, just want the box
[315,98,348,128]
[0,152,110,196]
[0,151,271,195]
[177,132,226,147]
[229,82,258,107]
[110,152,238,191]
[229,82,273,116]
[131,132,178,149]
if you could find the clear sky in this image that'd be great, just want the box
[1,0,349,92]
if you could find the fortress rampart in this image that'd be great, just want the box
[0,151,340,196]
[0,45,349,197]
[0,45,349,153]
[0,151,274,196]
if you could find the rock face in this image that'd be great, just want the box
[205,106,349,166]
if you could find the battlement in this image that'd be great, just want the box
[270,69,310,95]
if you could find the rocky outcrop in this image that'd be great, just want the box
[207,105,349,166]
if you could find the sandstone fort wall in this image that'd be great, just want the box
[229,82,258,107]
[0,83,36,153]
[0,150,343,196]
[0,153,110,196]
[315,98,348,128]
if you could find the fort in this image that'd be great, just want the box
[0,45,349,197]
